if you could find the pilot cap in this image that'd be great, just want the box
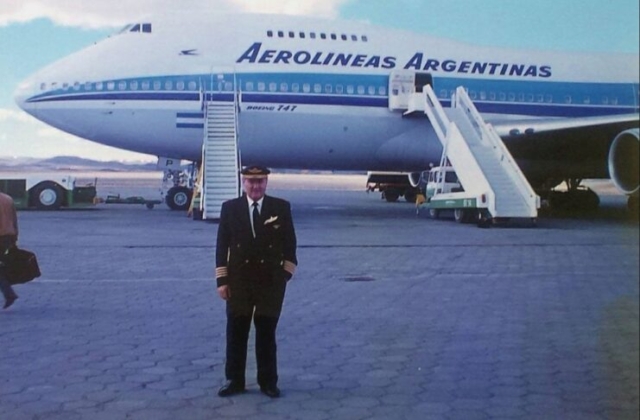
[241,165,271,179]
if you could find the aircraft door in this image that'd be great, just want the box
[208,67,237,104]
[414,72,433,93]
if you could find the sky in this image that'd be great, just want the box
[0,0,638,163]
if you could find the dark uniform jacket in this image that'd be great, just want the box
[216,195,297,287]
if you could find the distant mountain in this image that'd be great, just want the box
[0,156,158,172]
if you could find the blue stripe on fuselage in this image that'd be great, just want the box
[26,72,639,119]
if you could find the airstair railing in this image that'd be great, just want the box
[453,87,538,208]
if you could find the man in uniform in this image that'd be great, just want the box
[215,165,297,398]
[0,191,19,309]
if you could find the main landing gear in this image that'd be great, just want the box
[162,164,197,211]
[541,178,600,213]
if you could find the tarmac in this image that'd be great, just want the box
[0,174,638,420]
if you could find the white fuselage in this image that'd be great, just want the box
[14,13,640,172]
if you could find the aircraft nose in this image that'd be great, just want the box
[14,77,39,116]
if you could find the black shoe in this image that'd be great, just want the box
[3,295,17,309]
[260,384,281,398]
[217,381,246,397]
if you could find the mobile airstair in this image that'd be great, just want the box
[392,75,539,223]
[199,100,241,219]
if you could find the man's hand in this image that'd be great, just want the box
[217,285,230,300]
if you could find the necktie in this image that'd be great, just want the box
[252,202,260,238]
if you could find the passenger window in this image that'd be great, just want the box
[347,85,354,94]
[357,86,365,95]
[536,94,544,102]
[470,91,477,99]
[378,86,386,96]
[518,93,524,102]
[320,33,326,39]
[299,32,305,39]
[336,85,344,94]
[95,82,103,90]
[292,83,299,92]
[73,82,80,91]
[489,92,496,101]
[583,96,590,104]
[351,35,358,41]
[107,82,115,90]
[130,81,139,90]
[303,83,311,93]
[368,86,375,95]
[118,81,126,90]
[188,81,197,90]
[480,91,487,100]
[545,94,552,103]
[267,30,273,37]
[142,81,150,90]
[258,82,266,92]
[277,31,284,38]
[153,81,161,90]
[269,83,277,92]
[165,81,173,90]
[498,92,506,101]
[330,34,337,40]
[362,35,368,42]
[40,83,46,91]
[313,84,322,93]
[84,82,92,90]
[508,92,515,101]
[280,83,288,92]
[289,31,295,38]
[325,84,332,93]
[341,34,347,41]
[310,32,316,39]
[245,82,254,91]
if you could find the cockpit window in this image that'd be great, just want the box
[115,23,152,35]
[117,24,133,34]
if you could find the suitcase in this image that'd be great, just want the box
[1,247,41,285]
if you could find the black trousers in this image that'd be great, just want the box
[225,265,287,387]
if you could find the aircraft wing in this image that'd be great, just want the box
[492,114,639,184]
[493,113,639,138]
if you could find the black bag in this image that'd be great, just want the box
[1,247,41,285]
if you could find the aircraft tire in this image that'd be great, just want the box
[384,189,400,203]
[166,186,192,211]
[454,208,466,223]
[30,182,63,210]
[404,189,417,203]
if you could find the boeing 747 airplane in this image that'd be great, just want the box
[13,12,639,211]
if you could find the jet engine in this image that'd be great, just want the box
[608,128,639,196]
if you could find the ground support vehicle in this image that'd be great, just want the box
[366,171,420,203]
[417,166,489,224]
[0,175,96,210]
[95,194,163,209]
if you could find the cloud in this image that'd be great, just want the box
[0,0,351,28]
[0,107,153,161]
[0,108,39,124]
